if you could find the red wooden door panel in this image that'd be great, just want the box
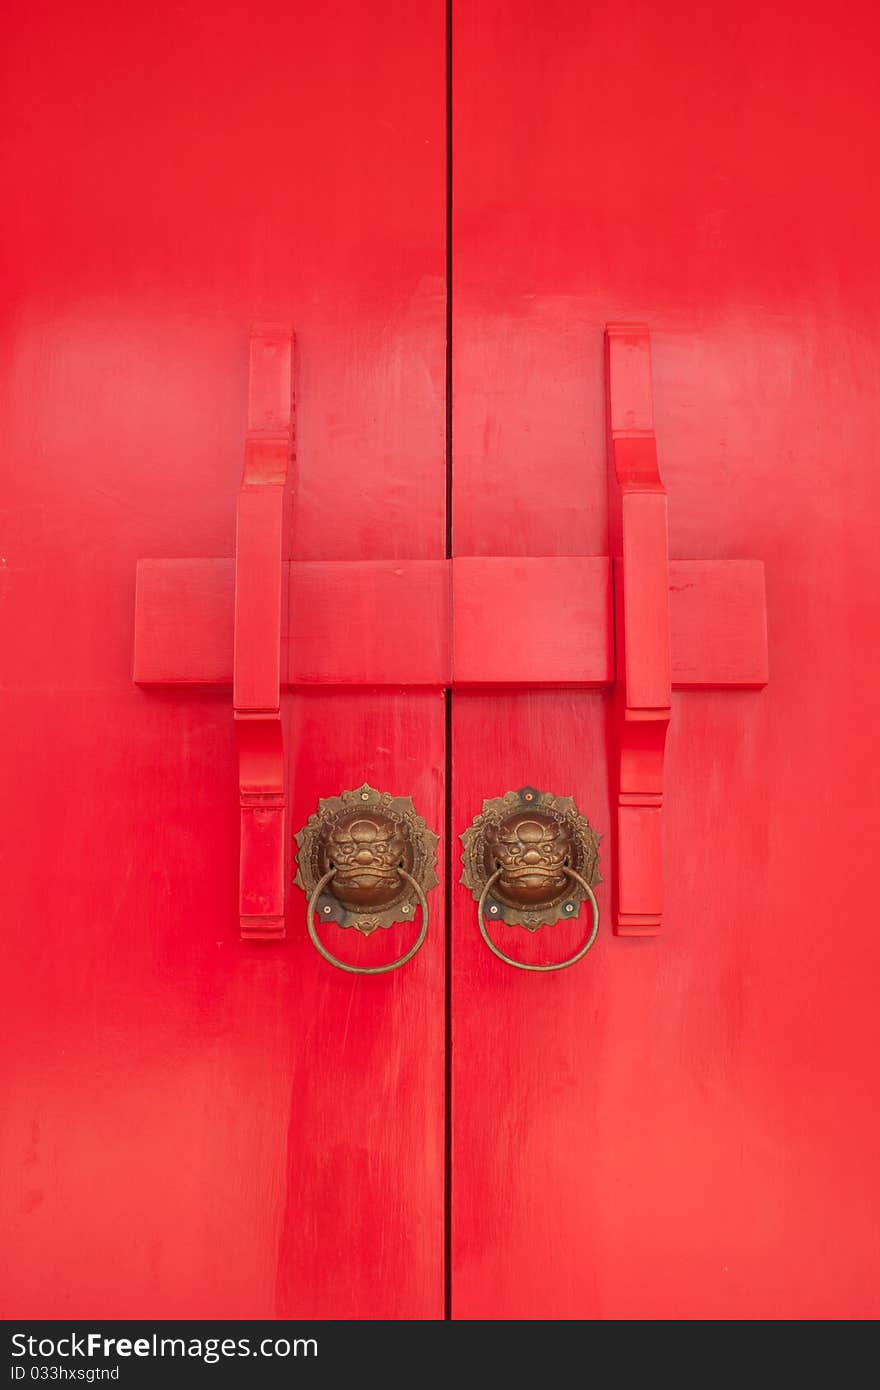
[0,1,446,1318]
[451,0,880,1319]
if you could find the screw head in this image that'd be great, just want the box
[489,905,499,915]
[323,905,332,915]
[402,904,411,914]
[564,901,575,913]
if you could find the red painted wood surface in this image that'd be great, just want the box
[134,556,610,687]
[2,0,879,1327]
[0,0,446,1319]
[667,561,768,689]
[134,554,764,689]
[452,0,880,1320]
[235,328,292,939]
[607,325,672,935]
[452,556,613,686]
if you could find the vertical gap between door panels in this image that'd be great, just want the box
[443,0,454,1324]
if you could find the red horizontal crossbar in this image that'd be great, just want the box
[133,554,767,690]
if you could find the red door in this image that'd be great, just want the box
[1,1,446,1320]
[3,1,879,1322]
[449,1,880,1320]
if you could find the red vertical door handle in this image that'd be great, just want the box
[606,325,671,935]
[234,326,293,940]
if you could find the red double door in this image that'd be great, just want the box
[3,2,879,1320]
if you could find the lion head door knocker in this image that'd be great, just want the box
[294,785,439,975]
[460,788,602,972]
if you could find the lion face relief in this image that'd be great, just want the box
[484,811,572,908]
[321,811,410,909]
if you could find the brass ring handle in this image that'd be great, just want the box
[306,867,430,975]
[477,867,599,972]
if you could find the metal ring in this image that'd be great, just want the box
[306,868,430,975]
[477,867,599,972]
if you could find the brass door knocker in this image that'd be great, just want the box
[294,785,439,975]
[460,788,602,972]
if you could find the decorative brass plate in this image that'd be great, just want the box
[294,784,439,936]
[460,787,601,931]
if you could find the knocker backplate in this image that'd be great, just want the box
[460,787,601,930]
[294,784,439,935]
